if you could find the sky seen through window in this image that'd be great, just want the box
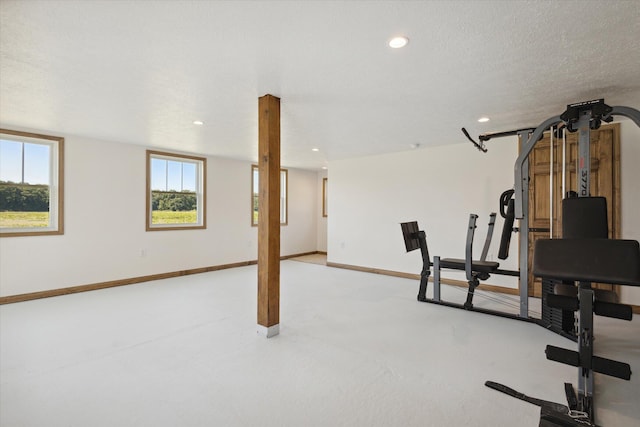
[0,139,50,185]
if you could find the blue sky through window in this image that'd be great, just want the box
[151,158,196,192]
[0,139,51,185]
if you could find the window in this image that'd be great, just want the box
[146,150,206,231]
[322,177,328,217]
[251,165,288,226]
[0,129,64,237]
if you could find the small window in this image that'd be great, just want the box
[251,165,288,226]
[146,150,206,231]
[322,177,328,217]
[0,129,64,237]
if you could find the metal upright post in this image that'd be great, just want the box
[578,284,595,418]
[575,111,594,417]
[550,126,554,238]
[417,231,430,301]
[465,214,478,282]
[576,112,591,197]
[433,257,441,302]
[562,128,566,199]
[517,130,531,318]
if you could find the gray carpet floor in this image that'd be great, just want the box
[2,261,638,426]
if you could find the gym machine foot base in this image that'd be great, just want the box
[485,381,599,427]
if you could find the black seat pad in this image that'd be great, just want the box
[534,239,640,286]
[439,258,499,274]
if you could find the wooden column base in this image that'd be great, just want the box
[257,324,280,338]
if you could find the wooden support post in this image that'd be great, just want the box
[257,94,281,338]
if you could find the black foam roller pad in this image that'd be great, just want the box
[546,345,580,367]
[592,356,631,380]
[546,294,579,311]
[594,301,633,321]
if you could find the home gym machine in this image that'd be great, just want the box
[401,212,530,322]
[401,125,544,323]
[485,99,640,426]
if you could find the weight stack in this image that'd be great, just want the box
[541,278,576,340]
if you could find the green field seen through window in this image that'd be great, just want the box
[0,211,197,227]
[0,212,49,228]
[152,210,197,224]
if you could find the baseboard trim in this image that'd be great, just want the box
[327,262,640,310]
[0,251,323,305]
[4,256,638,313]
[280,251,319,260]
[326,262,419,280]
[327,262,516,296]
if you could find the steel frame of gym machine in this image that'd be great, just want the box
[485,99,640,427]
[403,99,640,425]
[513,100,640,320]
[404,126,543,325]
[405,212,532,322]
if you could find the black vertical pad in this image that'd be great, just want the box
[562,197,608,238]
[498,198,515,260]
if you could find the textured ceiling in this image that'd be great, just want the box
[1,0,639,170]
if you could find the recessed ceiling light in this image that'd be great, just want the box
[389,36,409,49]
[312,148,319,152]
[193,120,204,125]
[477,117,490,123]
[322,166,328,170]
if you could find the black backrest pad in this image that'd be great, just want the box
[533,239,640,286]
[498,198,514,260]
[400,221,420,252]
[562,197,608,238]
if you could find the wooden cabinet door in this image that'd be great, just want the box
[526,123,620,297]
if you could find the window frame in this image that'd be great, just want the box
[0,128,64,237]
[322,177,328,217]
[146,150,206,231]
[251,164,288,226]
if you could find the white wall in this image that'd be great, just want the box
[2,121,637,303]
[0,131,318,297]
[328,120,640,305]
[328,136,520,288]
[316,171,328,252]
[283,167,318,256]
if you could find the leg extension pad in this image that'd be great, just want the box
[546,345,631,380]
